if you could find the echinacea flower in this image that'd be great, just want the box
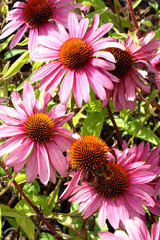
[98,217,160,240]
[0,0,81,58]
[59,135,110,199]
[31,13,125,107]
[0,81,74,185]
[60,141,157,229]
[103,32,160,111]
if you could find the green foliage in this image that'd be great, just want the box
[2,51,30,79]
[0,205,35,240]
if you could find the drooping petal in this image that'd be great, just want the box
[37,143,50,185]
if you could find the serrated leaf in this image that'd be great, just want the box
[3,51,30,79]
[0,204,35,240]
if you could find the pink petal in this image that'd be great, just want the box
[106,198,120,229]
[14,159,26,174]
[68,12,79,38]
[26,143,38,183]
[23,81,35,115]
[77,18,89,39]
[60,170,82,200]
[28,28,38,59]
[10,25,28,49]
[47,141,67,177]
[5,140,34,166]
[59,70,74,104]
[52,134,74,151]
[0,21,24,39]
[48,103,66,118]
[98,232,118,240]
[75,70,90,103]
[0,135,25,156]
[98,198,108,227]
[37,143,50,185]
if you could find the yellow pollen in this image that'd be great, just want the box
[105,47,133,78]
[69,135,109,172]
[22,0,53,28]
[95,163,128,198]
[24,112,55,143]
[59,38,93,69]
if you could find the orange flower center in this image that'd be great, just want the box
[105,47,133,78]
[69,135,109,172]
[22,0,53,28]
[95,163,128,198]
[59,39,93,69]
[24,113,55,143]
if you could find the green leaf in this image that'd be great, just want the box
[39,232,58,240]
[52,213,77,231]
[141,20,152,27]
[81,108,107,137]
[0,204,35,240]
[23,180,40,195]
[72,112,86,127]
[153,121,160,133]
[148,1,159,12]
[4,49,26,60]
[0,35,14,53]
[2,61,10,74]
[132,0,142,9]
[145,89,160,109]
[17,38,28,46]
[124,120,160,145]
[14,199,35,217]
[3,51,30,79]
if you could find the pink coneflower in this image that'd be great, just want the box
[59,135,110,199]
[99,217,160,240]
[0,81,74,185]
[60,141,157,229]
[31,13,125,107]
[103,32,160,111]
[0,0,81,58]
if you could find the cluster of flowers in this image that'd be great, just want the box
[0,0,160,239]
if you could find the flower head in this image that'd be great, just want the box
[31,13,125,107]
[0,81,74,185]
[0,0,81,58]
[103,32,160,111]
[60,141,157,229]
[99,217,160,240]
